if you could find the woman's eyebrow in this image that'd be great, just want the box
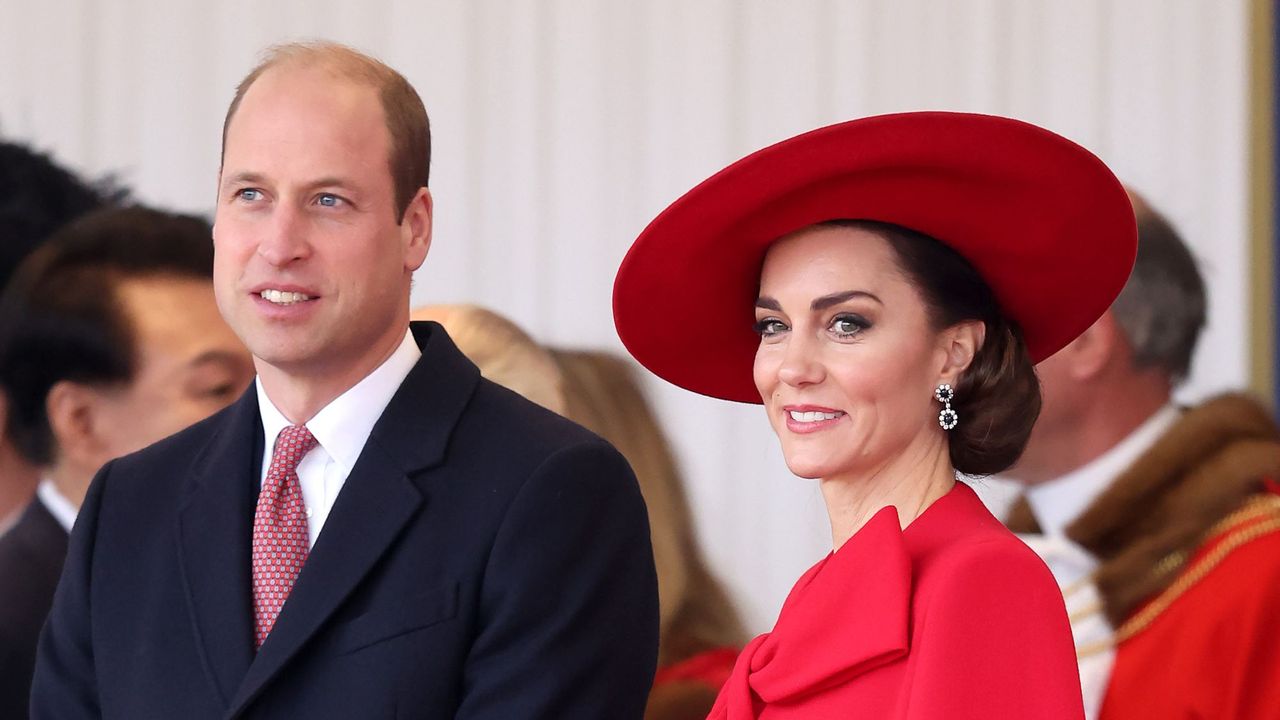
[811,289,882,311]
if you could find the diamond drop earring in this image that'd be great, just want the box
[934,383,958,430]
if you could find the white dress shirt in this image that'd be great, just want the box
[36,479,79,533]
[1018,403,1180,720]
[256,329,421,549]
[1026,404,1181,537]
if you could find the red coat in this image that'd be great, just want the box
[710,483,1084,719]
[1099,500,1280,720]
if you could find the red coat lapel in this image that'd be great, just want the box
[717,506,912,716]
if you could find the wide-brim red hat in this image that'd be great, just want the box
[613,111,1137,404]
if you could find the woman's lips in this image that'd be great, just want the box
[782,405,846,433]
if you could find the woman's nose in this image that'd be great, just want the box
[777,334,824,387]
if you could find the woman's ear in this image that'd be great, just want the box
[938,320,986,383]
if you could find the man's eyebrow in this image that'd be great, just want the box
[811,290,882,311]
[305,177,357,192]
[218,173,361,198]
[221,171,266,188]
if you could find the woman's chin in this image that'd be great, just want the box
[782,458,830,480]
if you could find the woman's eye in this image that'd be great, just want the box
[753,318,788,337]
[830,314,870,338]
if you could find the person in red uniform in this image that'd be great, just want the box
[613,112,1139,718]
[1004,191,1280,719]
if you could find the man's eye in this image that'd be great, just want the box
[236,188,262,202]
[203,384,236,399]
[753,319,788,337]
[317,194,342,208]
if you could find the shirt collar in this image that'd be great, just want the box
[256,328,421,474]
[1026,403,1181,535]
[37,479,79,533]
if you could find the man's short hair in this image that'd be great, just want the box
[0,206,216,465]
[1111,191,1207,382]
[220,41,431,220]
[0,141,124,291]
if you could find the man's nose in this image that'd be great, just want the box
[256,206,310,267]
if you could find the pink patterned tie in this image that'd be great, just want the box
[252,424,318,649]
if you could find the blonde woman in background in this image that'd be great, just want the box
[552,349,745,720]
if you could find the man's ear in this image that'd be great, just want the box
[937,320,986,384]
[45,381,107,469]
[1058,311,1122,381]
[401,187,433,273]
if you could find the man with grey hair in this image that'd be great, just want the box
[1003,191,1280,720]
[32,42,658,719]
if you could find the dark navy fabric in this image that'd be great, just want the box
[31,322,659,719]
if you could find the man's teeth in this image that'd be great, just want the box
[788,410,844,423]
[260,289,312,305]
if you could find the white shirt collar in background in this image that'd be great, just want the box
[256,328,421,548]
[37,479,79,534]
[1026,403,1181,536]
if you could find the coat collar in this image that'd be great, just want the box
[176,322,481,717]
[714,483,990,717]
[740,506,912,707]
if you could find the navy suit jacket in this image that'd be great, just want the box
[31,322,659,719]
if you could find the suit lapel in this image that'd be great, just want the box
[225,322,481,717]
[175,388,262,707]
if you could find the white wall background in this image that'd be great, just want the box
[0,0,1250,633]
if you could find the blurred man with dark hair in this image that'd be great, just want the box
[1004,191,1280,720]
[0,206,253,719]
[0,142,121,534]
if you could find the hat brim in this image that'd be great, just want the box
[613,111,1137,404]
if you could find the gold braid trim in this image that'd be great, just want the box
[1076,495,1280,659]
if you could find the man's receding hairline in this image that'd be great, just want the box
[224,48,386,139]
[221,40,429,218]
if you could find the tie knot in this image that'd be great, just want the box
[271,425,318,473]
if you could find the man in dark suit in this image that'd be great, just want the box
[31,42,659,719]
[0,141,121,536]
[0,207,254,719]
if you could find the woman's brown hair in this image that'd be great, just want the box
[825,220,1042,476]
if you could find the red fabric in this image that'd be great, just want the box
[613,111,1136,403]
[653,647,740,691]
[710,483,1084,719]
[251,424,317,648]
[1100,519,1280,720]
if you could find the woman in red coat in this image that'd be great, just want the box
[613,112,1138,718]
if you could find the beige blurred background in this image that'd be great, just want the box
[1,0,1268,632]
